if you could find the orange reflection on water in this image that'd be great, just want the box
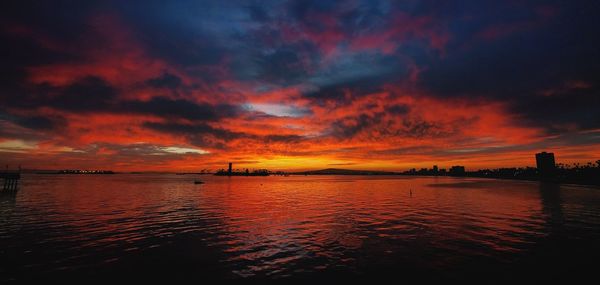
[4,174,600,279]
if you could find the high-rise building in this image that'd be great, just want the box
[449,166,466,176]
[536,152,556,179]
[228,162,232,175]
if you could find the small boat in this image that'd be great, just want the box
[194,180,204,184]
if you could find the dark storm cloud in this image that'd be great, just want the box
[227,0,421,88]
[302,70,403,106]
[1,76,116,112]
[1,0,231,88]
[257,49,310,84]
[0,111,65,131]
[54,76,118,111]
[385,104,410,115]
[122,98,239,122]
[138,27,226,68]
[398,118,452,139]
[513,86,600,134]
[415,0,600,131]
[143,121,305,148]
[12,115,66,131]
[324,99,444,141]
[0,1,98,42]
[113,0,230,67]
[331,113,384,139]
[330,106,460,141]
[3,0,422,97]
[145,73,183,89]
[142,121,244,142]
[0,28,79,100]
[0,0,99,91]
[0,120,47,142]
[226,24,322,84]
[4,75,240,125]
[142,122,233,150]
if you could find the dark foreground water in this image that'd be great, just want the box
[1,174,600,283]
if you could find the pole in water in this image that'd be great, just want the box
[410,189,412,197]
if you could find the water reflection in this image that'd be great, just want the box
[0,190,17,205]
[539,182,564,231]
[1,175,599,282]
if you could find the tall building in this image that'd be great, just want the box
[228,162,232,175]
[536,152,556,179]
[449,166,466,176]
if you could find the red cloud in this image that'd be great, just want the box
[2,6,598,172]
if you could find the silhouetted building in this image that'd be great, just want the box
[214,165,269,176]
[433,165,438,174]
[536,152,556,180]
[449,166,466,176]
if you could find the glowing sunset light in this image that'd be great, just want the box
[0,0,598,172]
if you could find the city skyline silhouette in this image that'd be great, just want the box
[1,1,600,283]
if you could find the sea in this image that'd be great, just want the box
[1,174,599,283]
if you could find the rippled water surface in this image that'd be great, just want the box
[1,174,600,282]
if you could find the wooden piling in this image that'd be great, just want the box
[1,171,20,192]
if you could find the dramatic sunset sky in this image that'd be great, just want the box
[1,0,599,171]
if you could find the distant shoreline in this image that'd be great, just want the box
[16,167,600,187]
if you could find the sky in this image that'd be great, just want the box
[1,0,599,172]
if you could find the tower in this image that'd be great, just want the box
[536,152,556,180]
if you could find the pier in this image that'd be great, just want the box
[1,171,21,192]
